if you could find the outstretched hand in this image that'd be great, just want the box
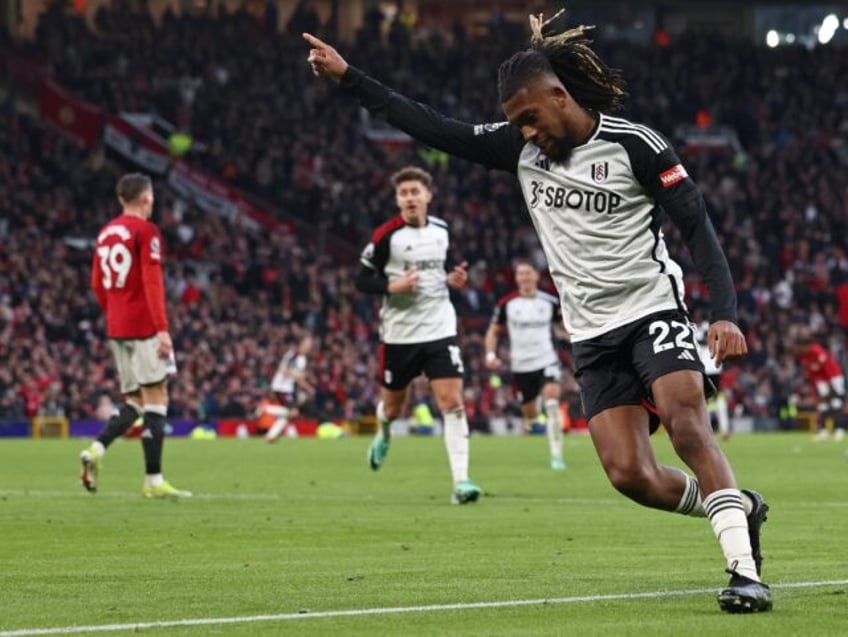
[303,33,349,82]
[708,320,747,366]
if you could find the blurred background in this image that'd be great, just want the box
[0,0,846,439]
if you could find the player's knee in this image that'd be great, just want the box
[380,401,403,420]
[597,450,652,498]
[434,394,462,413]
[542,383,560,401]
[605,463,654,500]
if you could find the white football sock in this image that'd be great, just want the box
[377,401,393,438]
[674,472,705,517]
[443,407,469,483]
[145,473,164,488]
[90,441,106,458]
[703,488,759,581]
[544,399,564,458]
[264,416,289,441]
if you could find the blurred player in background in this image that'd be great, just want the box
[485,260,567,470]
[793,329,846,441]
[355,166,482,505]
[694,314,730,440]
[263,334,315,442]
[80,173,190,499]
[305,11,771,610]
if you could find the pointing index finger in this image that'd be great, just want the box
[302,33,325,48]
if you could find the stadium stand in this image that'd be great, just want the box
[1,1,846,432]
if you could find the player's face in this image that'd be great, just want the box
[395,180,433,227]
[515,264,538,293]
[299,336,313,355]
[502,79,573,162]
[139,188,154,219]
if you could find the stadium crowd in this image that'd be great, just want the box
[1,1,847,428]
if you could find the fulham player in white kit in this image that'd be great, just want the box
[355,166,481,504]
[263,334,314,442]
[305,16,770,610]
[485,261,567,469]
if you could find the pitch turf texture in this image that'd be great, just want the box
[1,434,846,636]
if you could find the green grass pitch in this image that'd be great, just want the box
[1,432,846,636]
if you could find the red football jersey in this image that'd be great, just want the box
[797,343,843,384]
[91,213,168,339]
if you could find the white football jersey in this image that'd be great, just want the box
[271,350,308,394]
[492,291,560,373]
[515,115,690,342]
[360,215,457,344]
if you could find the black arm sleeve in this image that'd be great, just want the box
[354,263,389,295]
[626,134,737,323]
[657,184,737,322]
[340,66,525,173]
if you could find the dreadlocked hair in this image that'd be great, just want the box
[498,9,628,113]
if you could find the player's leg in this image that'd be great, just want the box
[579,332,695,512]
[99,392,144,449]
[80,341,143,493]
[426,338,480,504]
[581,315,770,611]
[634,316,769,591]
[368,341,416,470]
[652,369,771,610]
[541,379,565,470]
[589,404,695,510]
[368,385,408,470]
[828,377,845,440]
[518,396,540,433]
[814,381,832,440]
[263,395,292,442]
[515,371,544,434]
[134,336,190,498]
[80,391,143,493]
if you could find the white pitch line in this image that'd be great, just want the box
[0,489,280,501]
[1,579,846,637]
[4,489,848,508]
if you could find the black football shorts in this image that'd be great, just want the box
[572,310,705,422]
[378,336,464,390]
[513,363,561,405]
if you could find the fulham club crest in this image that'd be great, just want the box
[591,162,609,183]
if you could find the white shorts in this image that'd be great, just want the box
[109,336,177,394]
[816,375,845,399]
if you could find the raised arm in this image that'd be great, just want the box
[303,33,524,173]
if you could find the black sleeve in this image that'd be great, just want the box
[340,66,525,173]
[355,234,390,295]
[354,263,388,294]
[492,302,506,327]
[627,133,737,323]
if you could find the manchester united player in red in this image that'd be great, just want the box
[79,173,191,498]
[794,332,846,441]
